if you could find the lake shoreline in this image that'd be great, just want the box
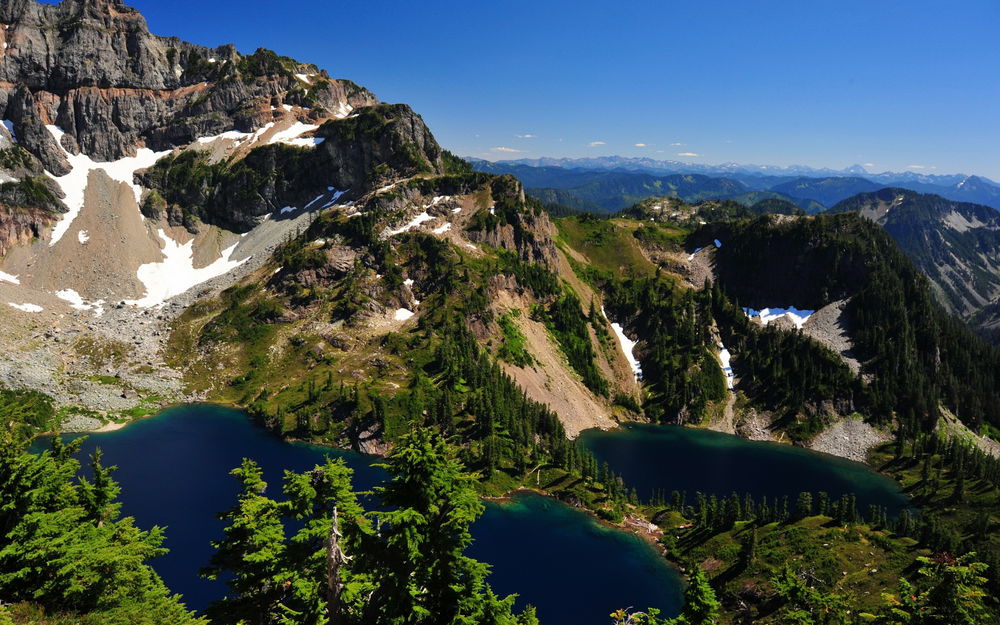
[485,486,669,558]
[37,404,685,621]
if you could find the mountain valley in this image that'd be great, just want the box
[0,1,999,624]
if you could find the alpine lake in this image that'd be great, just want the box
[32,405,909,624]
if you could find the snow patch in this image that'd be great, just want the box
[56,289,104,316]
[333,101,353,119]
[713,239,722,248]
[432,222,452,235]
[718,343,735,389]
[125,229,249,307]
[743,306,814,329]
[403,278,414,287]
[2,120,15,141]
[44,125,172,246]
[267,122,322,148]
[8,302,42,313]
[452,207,462,214]
[77,230,89,244]
[386,212,434,236]
[394,308,415,321]
[0,271,19,285]
[603,307,643,381]
[295,73,313,84]
[196,129,253,144]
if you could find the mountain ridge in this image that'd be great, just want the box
[470,156,1000,211]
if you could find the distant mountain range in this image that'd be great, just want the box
[469,157,1000,213]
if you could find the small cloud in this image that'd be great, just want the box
[515,133,536,139]
[863,163,876,168]
[670,142,685,147]
[588,141,606,147]
[491,147,523,153]
[907,164,927,169]
[634,143,648,147]
[677,152,699,157]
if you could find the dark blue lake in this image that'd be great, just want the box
[580,424,910,514]
[32,405,682,625]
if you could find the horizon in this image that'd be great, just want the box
[468,153,994,180]
[68,0,1000,180]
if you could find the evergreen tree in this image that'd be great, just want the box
[878,553,990,625]
[0,438,204,624]
[203,459,288,624]
[362,429,532,625]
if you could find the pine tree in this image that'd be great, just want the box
[671,564,721,625]
[202,459,288,624]
[362,429,532,624]
[793,492,813,521]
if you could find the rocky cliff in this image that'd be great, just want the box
[0,0,377,175]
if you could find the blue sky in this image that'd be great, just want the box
[120,0,999,178]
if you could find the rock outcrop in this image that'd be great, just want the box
[316,103,445,191]
[137,104,447,231]
[466,175,559,269]
[0,203,51,255]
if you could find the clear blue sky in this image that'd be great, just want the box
[121,0,999,178]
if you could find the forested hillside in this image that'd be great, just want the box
[706,213,1000,434]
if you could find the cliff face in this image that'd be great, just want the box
[0,0,378,174]
[0,0,458,236]
[316,104,446,191]
[0,203,51,255]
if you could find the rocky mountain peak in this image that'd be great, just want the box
[0,0,379,174]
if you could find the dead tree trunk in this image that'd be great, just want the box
[327,506,346,618]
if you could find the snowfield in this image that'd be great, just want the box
[743,306,815,329]
[45,125,172,246]
[394,308,415,321]
[0,271,19,285]
[603,307,643,381]
[126,230,249,307]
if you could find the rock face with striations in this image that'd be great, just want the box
[0,0,378,174]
